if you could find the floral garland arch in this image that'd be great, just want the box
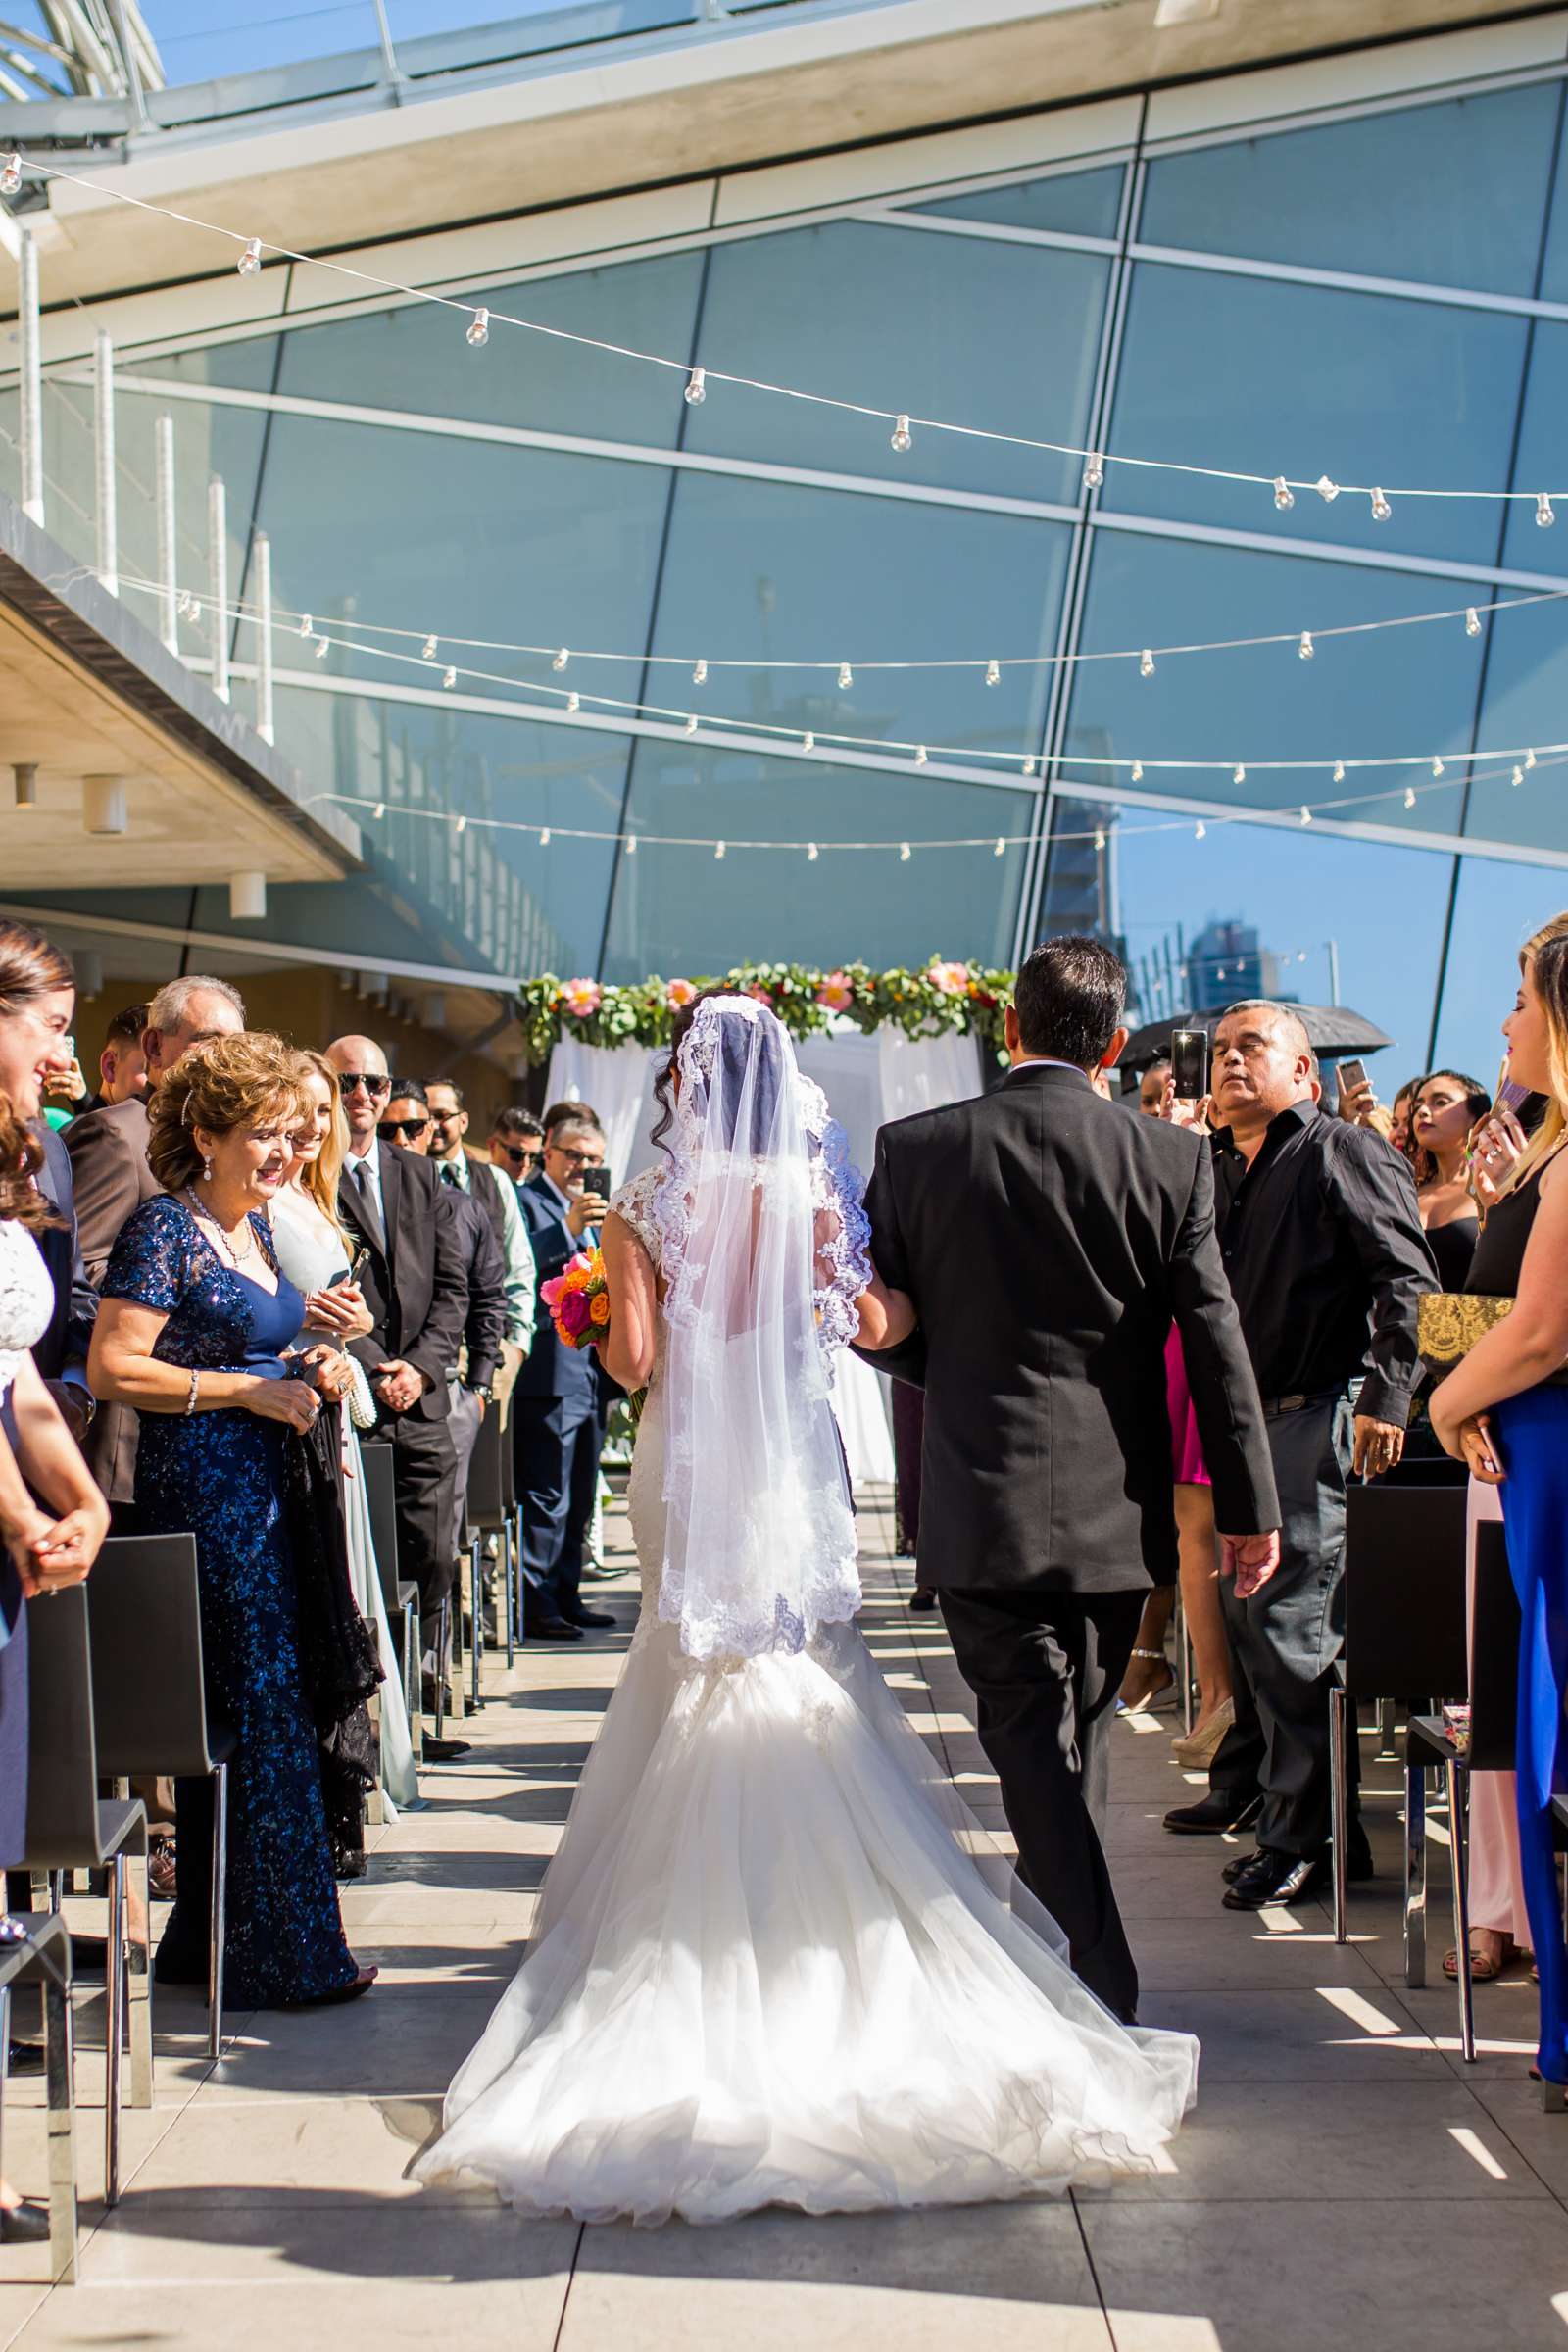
[517,959,1013,1065]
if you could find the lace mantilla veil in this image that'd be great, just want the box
[651,995,873,1663]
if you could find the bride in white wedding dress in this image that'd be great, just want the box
[413,993,1197,2224]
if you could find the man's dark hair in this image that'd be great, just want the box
[105,1003,149,1050]
[1013,935,1127,1068]
[491,1106,543,1142]
[386,1077,429,1106]
[429,1078,466,1109]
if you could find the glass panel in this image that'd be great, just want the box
[1048,797,1454,1078]
[1431,854,1568,1086]
[685,220,1111,505]
[1529,94,1568,305]
[911,166,1124,241]
[1459,592,1568,856]
[272,252,703,449]
[648,469,1071,760]
[1498,320,1568,574]
[1062,531,1484,834]
[111,385,273,662]
[1141,83,1560,295]
[603,739,1028,979]
[143,0,385,85]
[1102,262,1527,569]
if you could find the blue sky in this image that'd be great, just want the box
[21,0,590,87]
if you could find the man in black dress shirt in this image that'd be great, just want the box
[1165,1001,1438,1908]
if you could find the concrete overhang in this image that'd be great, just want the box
[0,488,361,890]
[2,0,1556,307]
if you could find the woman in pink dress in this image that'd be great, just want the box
[1162,1327,1234,1765]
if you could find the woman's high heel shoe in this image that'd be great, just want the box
[1172,1697,1236,1767]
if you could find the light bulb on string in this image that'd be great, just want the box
[1083,452,1104,491]
[714,840,726,859]
[1333,759,1346,783]
[1299,805,1313,825]
[466,309,489,348]
[1539,492,1556,527]
[1527,747,1538,769]
[0,155,20,197]
[1298,631,1314,660]
[1233,763,1246,783]
[1131,760,1144,782]
[372,801,386,820]
[803,732,814,754]
[1139,648,1155,678]
[808,842,819,861]
[692,658,708,685]
[891,415,912,453]
[985,659,1001,687]
[1316,475,1340,502]
[1022,758,1036,777]
[914,745,928,767]
[1273,476,1295,511]
[838,662,853,690]
[1403,786,1416,808]
[237,238,262,277]
[298,613,313,638]
[421,635,438,661]
[1094,827,1106,853]
[540,828,551,847]
[1513,764,1525,786]
[442,665,456,689]
[455,814,466,834]
[1466,608,1482,636]
[566,692,580,714]
[1432,756,1444,777]
[900,842,911,862]
[685,368,707,405]
[1371,487,1392,521]
[626,835,637,856]
[994,837,1006,858]
[552,648,569,672]
[684,713,698,736]
[314,634,330,662]
[1195,820,1206,839]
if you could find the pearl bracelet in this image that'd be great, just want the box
[184,1367,201,1417]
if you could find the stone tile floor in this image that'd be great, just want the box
[5,1488,1568,2347]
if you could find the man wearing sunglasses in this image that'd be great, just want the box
[485,1108,545,1191]
[325,1036,467,1728]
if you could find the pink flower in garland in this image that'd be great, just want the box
[745,982,774,1005]
[561,977,603,1019]
[816,970,855,1013]
[666,977,697,1009]
[928,959,971,996]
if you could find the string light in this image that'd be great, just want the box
[914,745,928,767]
[455,813,466,833]
[838,663,853,690]
[1298,631,1314,660]
[626,833,637,855]
[0,155,19,196]
[1299,805,1313,824]
[421,635,438,661]
[1513,764,1526,786]
[891,415,912,453]
[1371,487,1392,521]
[1403,786,1416,808]
[466,308,489,348]
[552,648,570,672]
[808,842,819,861]
[372,800,385,818]
[1432,756,1445,777]
[237,237,262,277]
[985,659,1001,687]
[1195,819,1206,839]
[1094,826,1106,852]
[299,612,313,638]
[1316,476,1340,503]
[1333,760,1346,783]
[900,842,912,861]
[1233,763,1246,783]
[692,658,708,685]
[1084,453,1104,490]
[1140,649,1155,678]
[566,692,580,713]
[1273,477,1295,511]
[1022,757,1037,777]
[442,665,457,689]
[803,732,814,753]
[1131,760,1144,782]
[1466,608,1481,636]
[684,368,707,405]
[540,827,551,846]
[1540,492,1556,527]
[714,839,726,859]
[684,712,698,736]
[994,837,1005,857]
[314,634,330,661]
[1527,747,1538,769]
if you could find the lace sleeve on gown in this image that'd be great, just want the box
[610,1167,664,1275]
[103,1193,196,1313]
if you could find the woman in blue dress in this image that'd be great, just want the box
[1433,910,1568,2084]
[89,1030,375,2010]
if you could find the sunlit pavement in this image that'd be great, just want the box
[5,1487,1568,2349]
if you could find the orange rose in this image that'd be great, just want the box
[590,1292,612,1327]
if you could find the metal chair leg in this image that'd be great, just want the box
[125,1848,152,2111]
[403,1609,423,1767]
[433,1597,448,1740]
[504,1519,515,1673]
[104,1851,124,2208]
[41,1953,77,2285]
[1377,1695,1399,1761]
[209,1760,228,2063]
[1447,1759,1476,2063]
[1330,1684,1348,1944]
[1405,1763,1427,1988]
[514,1504,527,1646]
[468,1536,483,1713]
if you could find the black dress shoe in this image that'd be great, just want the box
[1221,1850,1259,1885]
[529,1616,584,1642]
[421,1735,470,1762]
[1164,1791,1263,1836]
[563,1606,616,1630]
[1222,1847,1329,1909]
[0,2199,49,2244]
[908,1588,939,1613]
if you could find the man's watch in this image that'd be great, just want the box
[61,1375,96,1428]
[469,1382,495,1404]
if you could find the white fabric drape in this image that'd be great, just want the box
[542,1041,664,1190]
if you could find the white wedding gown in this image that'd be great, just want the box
[413,1162,1198,2225]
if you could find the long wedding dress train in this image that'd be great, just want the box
[413,1206,1198,2224]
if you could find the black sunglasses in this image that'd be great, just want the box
[496,1141,543,1166]
[379,1115,430,1141]
[337,1072,391,1097]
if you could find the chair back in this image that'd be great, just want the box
[466,1401,508,1535]
[1344,1484,1468,1701]
[1470,1517,1520,1772]
[23,1585,108,1867]
[87,1533,216,1779]
[361,1441,401,1612]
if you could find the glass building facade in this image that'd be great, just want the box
[10,21,1568,1085]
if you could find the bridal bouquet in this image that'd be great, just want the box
[542,1249,645,1425]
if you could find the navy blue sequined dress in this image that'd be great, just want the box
[105,1194,358,2008]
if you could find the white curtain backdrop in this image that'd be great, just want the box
[541,1026,985,1488]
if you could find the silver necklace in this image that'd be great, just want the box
[185,1185,256,1267]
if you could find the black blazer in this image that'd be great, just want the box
[31,1121,96,1386]
[514,1176,600,1404]
[337,1144,468,1422]
[442,1179,507,1392]
[859,1062,1278,1595]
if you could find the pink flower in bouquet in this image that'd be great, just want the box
[666,977,697,1009]
[816,970,855,1014]
[561,977,603,1019]
[558,1287,593,1339]
[929,959,971,996]
[745,982,773,1005]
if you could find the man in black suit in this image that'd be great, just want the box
[323,1036,468,1690]
[858,935,1279,2021]
[514,1115,617,1642]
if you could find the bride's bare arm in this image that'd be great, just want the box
[600,1211,659,1391]
[854,1269,917,1351]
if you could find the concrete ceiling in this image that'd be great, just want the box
[7,0,1554,307]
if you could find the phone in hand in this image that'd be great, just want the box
[1170,1029,1210,1102]
[1337,1056,1368,1102]
[584,1170,614,1211]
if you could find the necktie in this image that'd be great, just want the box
[441,1162,459,1186]
[348,1155,386,1255]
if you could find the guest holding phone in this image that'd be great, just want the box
[1411,1070,1491,1288]
[1432,912,1568,2086]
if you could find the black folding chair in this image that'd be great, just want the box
[463,1404,516,1709]
[17,1586,151,2207]
[0,1912,76,2280]
[85,1534,235,2062]
[362,1441,422,1763]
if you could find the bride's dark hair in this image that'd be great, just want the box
[651,989,786,1159]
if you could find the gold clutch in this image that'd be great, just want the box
[1418,1292,1512,1384]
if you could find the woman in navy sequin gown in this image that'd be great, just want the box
[90,1034,372,2010]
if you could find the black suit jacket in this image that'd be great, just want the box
[336,1144,468,1422]
[31,1121,95,1386]
[63,1094,159,1501]
[858,1062,1278,1595]
[441,1177,507,1392]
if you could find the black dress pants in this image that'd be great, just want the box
[940,1583,1145,2023]
[379,1409,459,1653]
[1208,1390,1360,1858]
